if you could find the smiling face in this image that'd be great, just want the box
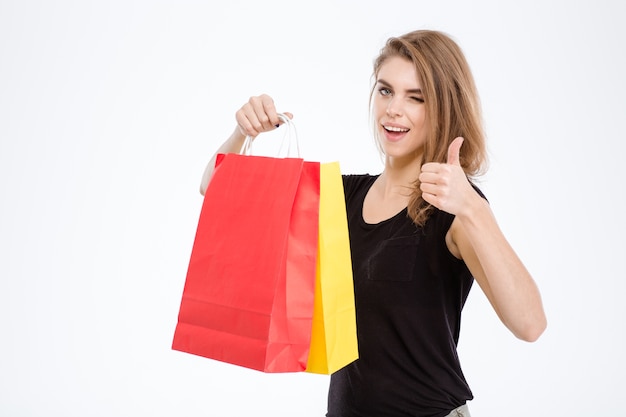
[373,56,430,165]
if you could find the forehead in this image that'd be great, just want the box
[377,56,422,88]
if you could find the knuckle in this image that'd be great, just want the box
[251,120,264,131]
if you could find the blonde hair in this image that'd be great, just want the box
[371,30,488,226]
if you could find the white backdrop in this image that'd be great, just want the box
[1,0,625,416]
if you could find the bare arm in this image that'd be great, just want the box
[199,94,292,195]
[448,197,547,342]
[420,137,547,342]
[199,127,246,195]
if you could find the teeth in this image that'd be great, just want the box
[384,125,409,132]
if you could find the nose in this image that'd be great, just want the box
[386,97,402,117]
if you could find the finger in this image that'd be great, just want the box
[420,162,441,174]
[420,189,437,206]
[276,111,294,126]
[256,95,293,129]
[420,182,438,196]
[447,137,464,166]
[418,171,439,185]
[235,109,261,137]
[249,95,278,131]
[270,110,294,128]
[256,95,282,128]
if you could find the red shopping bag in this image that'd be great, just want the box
[172,152,321,373]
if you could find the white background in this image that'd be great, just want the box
[1,0,625,416]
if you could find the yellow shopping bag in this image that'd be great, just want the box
[306,162,359,374]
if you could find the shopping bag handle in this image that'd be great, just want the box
[240,113,301,158]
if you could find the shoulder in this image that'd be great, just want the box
[446,182,489,259]
[471,182,488,202]
[342,174,378,200]
[426,182,487,254]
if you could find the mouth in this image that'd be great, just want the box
[382,124,410,141]
[383,125,410,133]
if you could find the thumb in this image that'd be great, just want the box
[447,137,464,166]
[275,112,294,128]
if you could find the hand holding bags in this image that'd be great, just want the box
[172,116,358,373]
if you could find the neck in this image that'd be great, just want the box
[378,154,422,198]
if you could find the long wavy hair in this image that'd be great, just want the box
[370,30,488,226]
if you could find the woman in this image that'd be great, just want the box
[200,29,546,417]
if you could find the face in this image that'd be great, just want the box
[373,56,429,163]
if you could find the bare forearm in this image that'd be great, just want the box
[199,96,292,195]
[199,127,246,195]
[456,199,547,341]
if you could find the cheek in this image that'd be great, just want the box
[410,108,428,131]
[372,97,386,119]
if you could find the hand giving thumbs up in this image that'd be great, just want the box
[419,137,477,216]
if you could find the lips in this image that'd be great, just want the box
[382,124,410,141]
[384,125,409,133]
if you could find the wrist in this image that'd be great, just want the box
[457,193,492,226]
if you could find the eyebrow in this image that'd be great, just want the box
[377,78,423,95]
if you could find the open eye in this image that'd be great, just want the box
[378,87,392,96]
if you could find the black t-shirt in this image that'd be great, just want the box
[326,175,476,417]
